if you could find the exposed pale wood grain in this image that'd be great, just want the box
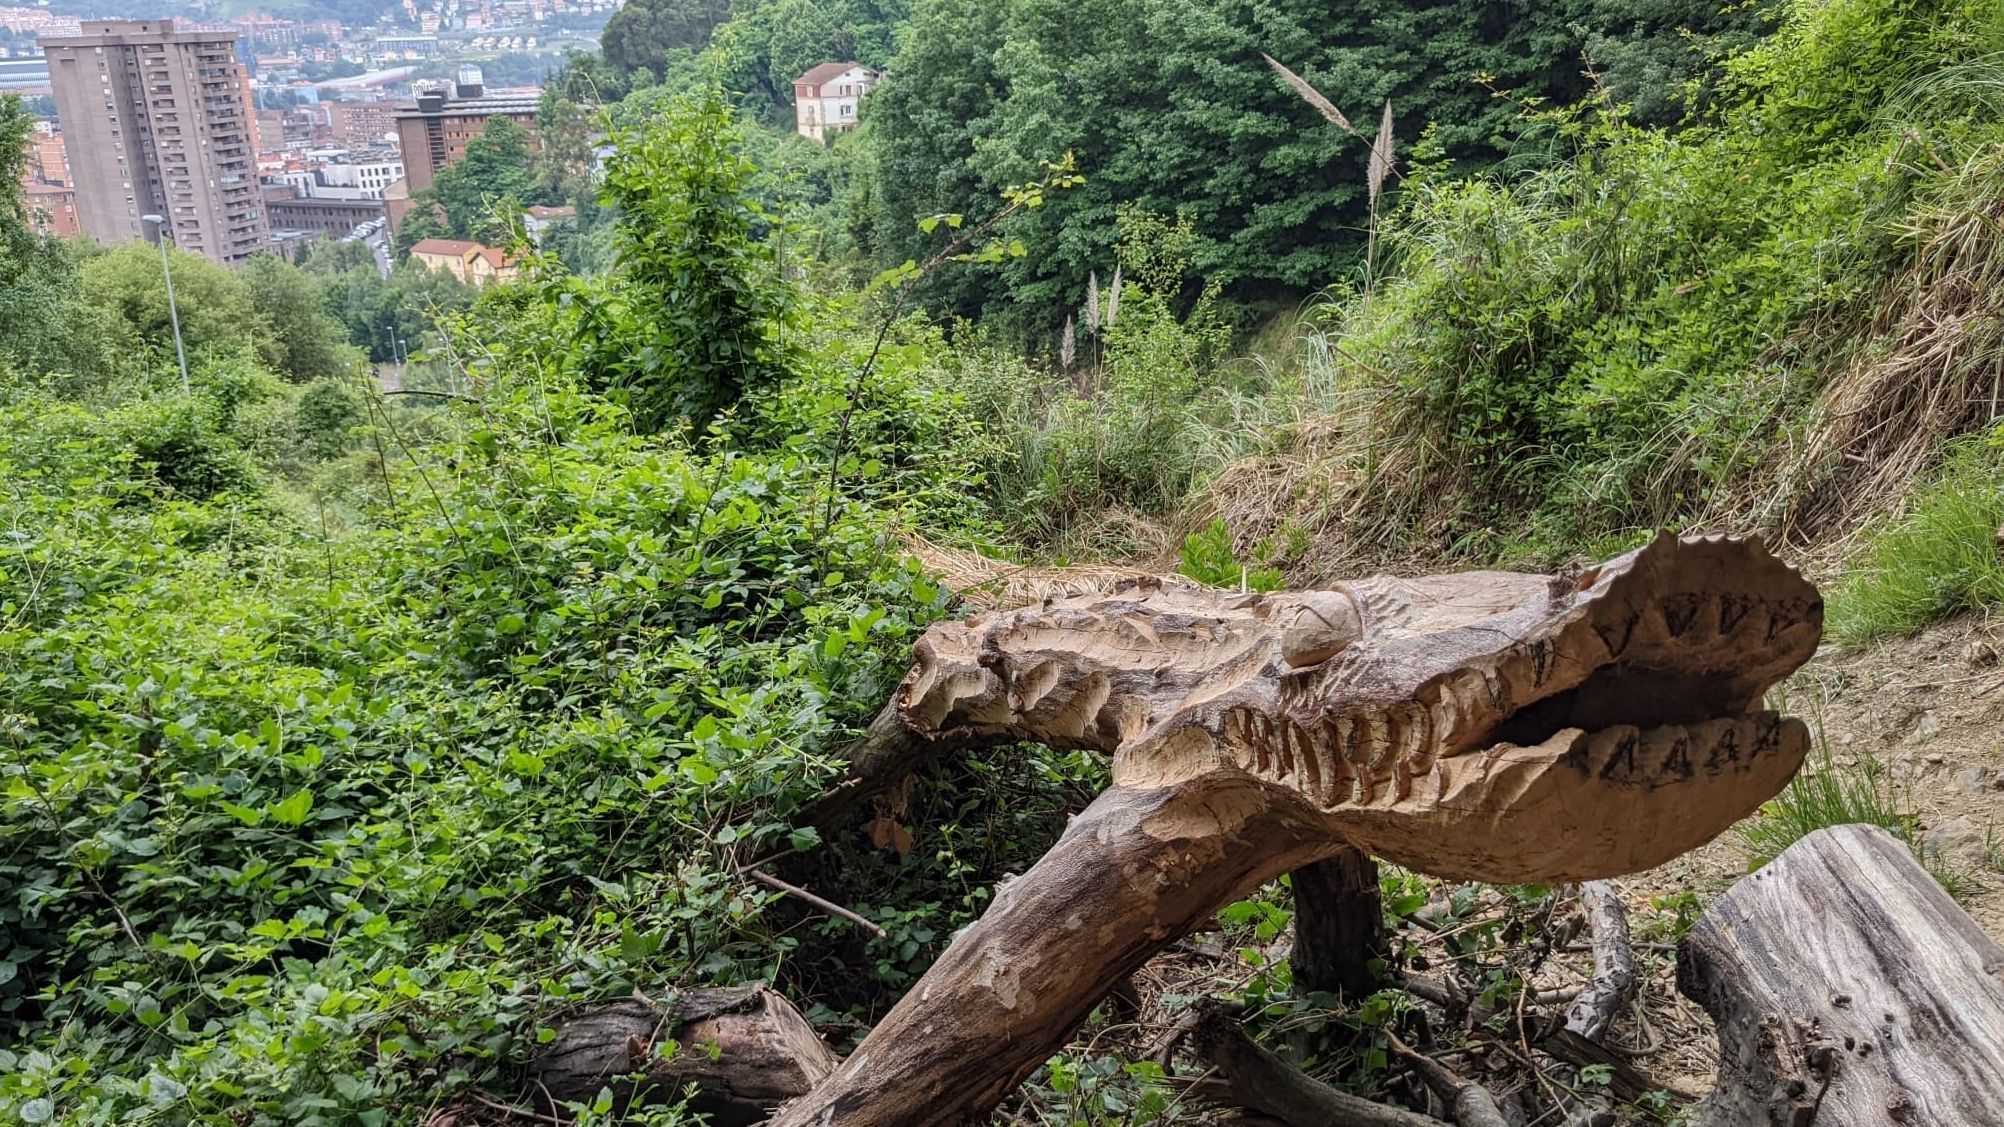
[1678,823,2004,1127]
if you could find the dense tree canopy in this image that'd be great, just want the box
[600,0,733,78]
[849,0,1782,330]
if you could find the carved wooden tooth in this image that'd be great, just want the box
[1294,718,1322,796]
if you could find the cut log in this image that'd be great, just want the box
[1677,823,2004,1126]
[771,535,1821,1126]
[532,988,836,1126]
[1290,846,1386,998]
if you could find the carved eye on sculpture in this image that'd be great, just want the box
[1277,590,1363,668]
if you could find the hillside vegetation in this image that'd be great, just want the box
[5,0,2004,1123]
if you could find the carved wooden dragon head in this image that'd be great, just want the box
[897,533,1821,881]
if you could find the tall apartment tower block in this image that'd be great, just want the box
[41,19,268,264]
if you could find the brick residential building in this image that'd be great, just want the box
[327,99,399,148]
[262,185,384,234]
[22,181,81,236]
[41,19,268,263]
[392,80,538,193]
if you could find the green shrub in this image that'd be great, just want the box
[575,83,802,431]
[1180,518,1283,591]
[0,366,1082,1122]
[1827,434,2004,642]
[293,379,365,463]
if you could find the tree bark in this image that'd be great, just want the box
[1677,823,2004,1126]
[1290,846,1385,998]
[532,988,836,1127]
[1563,881,1637,1042]
[768,777,1347,1127]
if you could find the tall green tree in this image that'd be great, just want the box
[82,242,276,371]
[857,0,1780,330]
[0,95,106,384]
[239,253,357,382]
[430,116,541,238]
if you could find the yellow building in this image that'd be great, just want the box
[408,237,517,286]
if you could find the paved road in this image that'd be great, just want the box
[367,231,391,278]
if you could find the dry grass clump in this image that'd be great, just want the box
[1707,147,2004,549]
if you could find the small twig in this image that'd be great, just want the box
[382,388,482,403]
[469,1091,570,1126]
[745,868,889,940]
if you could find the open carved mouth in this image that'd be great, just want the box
[1249,533,1824,881]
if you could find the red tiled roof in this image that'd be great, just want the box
[794,61,869,88]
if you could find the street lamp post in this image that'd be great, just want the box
[140,215,191,394]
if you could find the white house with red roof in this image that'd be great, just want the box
[792,62,879,142]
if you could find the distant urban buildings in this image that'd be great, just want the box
[387,70,539,230]
[792,62,878,142]
[41,19,267,264]
[16,3,587,262]
[22,180,79,236]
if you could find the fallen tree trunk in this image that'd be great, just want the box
[1677,823,2004,1126]
[532,988,836,1126]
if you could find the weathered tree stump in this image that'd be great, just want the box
[532,987,835,1126]
[773,534,1821,1126]
[1290,845,1386,998]
[1677,823,2004,1126]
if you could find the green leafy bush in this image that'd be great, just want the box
[573,83,802,430]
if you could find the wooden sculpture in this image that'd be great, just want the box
[772,533,1823,1126]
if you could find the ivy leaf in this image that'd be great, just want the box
[268,790,313,827]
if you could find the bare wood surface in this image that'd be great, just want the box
[1180,1003,1453,1127]
[1290,845,1386,998]
[771,535,1821,1126]
[532,988,835,1126]
[773,777,1346,1125]
[1677,823,2004,1126]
